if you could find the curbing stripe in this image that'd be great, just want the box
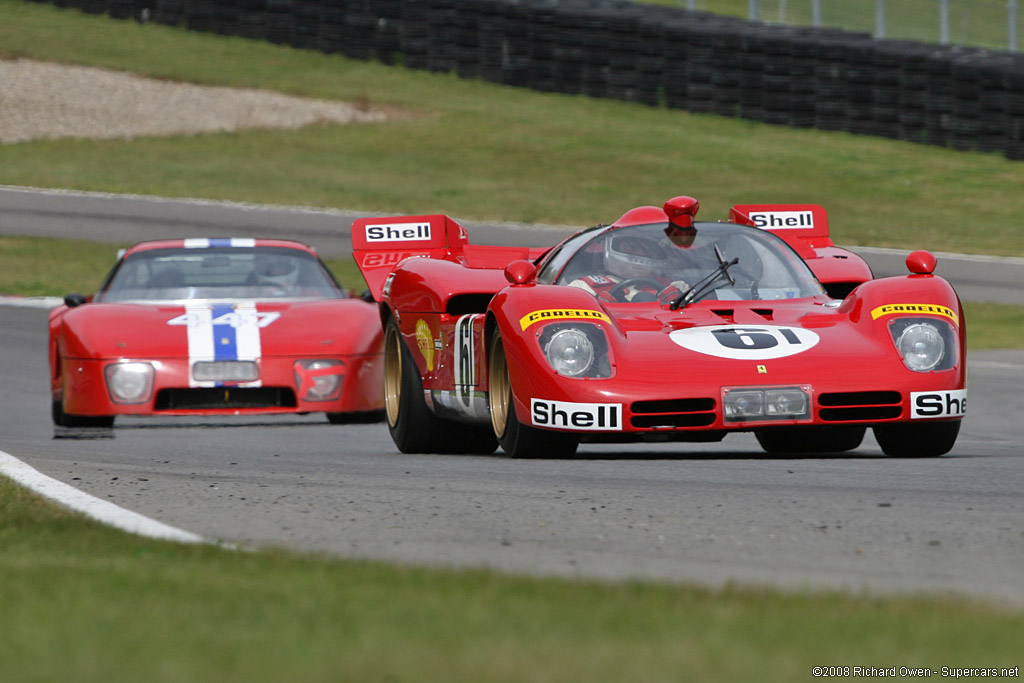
[0,449,204,544]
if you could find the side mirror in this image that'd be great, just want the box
[906,250,936,275]
[64,293,88,308]
[504,260,537,286]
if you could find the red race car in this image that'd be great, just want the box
[50,238,384,428]
[352,197,966,458]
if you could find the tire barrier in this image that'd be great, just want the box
[33,0,1024,161]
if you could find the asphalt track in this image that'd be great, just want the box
[1,186,1022,606]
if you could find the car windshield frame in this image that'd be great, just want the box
[536,220,825,304]
[95,246,346,303]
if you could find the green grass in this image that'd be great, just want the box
[2,0,1024,257]
[2,477,1022,682]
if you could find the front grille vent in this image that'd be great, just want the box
[154,387,297,411]
[817,391,902,422]
[630,398,716,429]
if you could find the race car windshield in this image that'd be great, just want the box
[96,247,345,302]
[548,221,824,304]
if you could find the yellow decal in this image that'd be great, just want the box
[519,308,611,331]
[415,319,435,371]
[870,303,959,327]
[757,365,768,374]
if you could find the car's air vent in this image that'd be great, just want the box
[446,293,495,316]
[630,398,716,429]
[818,391,902,421]
[154,387,298,410]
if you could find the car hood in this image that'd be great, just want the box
[57,299,381,360]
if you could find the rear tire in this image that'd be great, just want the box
[488,330,578,459]
[384,318,496,454]
[873,421,960,458]
[755,426,865,454]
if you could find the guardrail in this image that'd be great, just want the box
[30,0,1024,161]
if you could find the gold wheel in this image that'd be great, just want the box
[384,322,403,428]
[488,333,510,439]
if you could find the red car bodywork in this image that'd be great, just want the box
[352,198,966,458]
[49,238,384,427]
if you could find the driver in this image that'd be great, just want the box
[254,254,301,294]
[569,232,688,303]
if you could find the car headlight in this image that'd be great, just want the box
[105,362,154,404]
[723,386,811,422]
[888,319,950,370]
[536,323,613,379]
[544,328,595,377]
[294,359,344,401]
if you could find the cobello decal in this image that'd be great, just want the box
[870,303,959,327]
[364,222,431,242]
[519,309,611,331]
[911,390,966,419]
[669,325,820,360]
[531,399,622,431]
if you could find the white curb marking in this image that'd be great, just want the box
[0,449,203,544]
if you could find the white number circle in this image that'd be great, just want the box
[669,325,820,360]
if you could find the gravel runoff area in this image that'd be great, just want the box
[0,58,387,144]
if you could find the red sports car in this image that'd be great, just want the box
[49,238,384,427]
[352,197,966,458]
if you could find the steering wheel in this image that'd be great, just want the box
[607,277,665,302]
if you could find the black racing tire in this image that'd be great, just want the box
[488,329,578,459]
[326,409,386,424]
[755,426,865,454]
[52,398,115,428]
[384,317,496,454]
[873,421,960,458]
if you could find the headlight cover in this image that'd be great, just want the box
[888,317,957,372]
[723,386,811,423]
[294,359,345,401]
[538,323,613,378]
[105,362,155,404]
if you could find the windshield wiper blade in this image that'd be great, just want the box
[670,246,739,311]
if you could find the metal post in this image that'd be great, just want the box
[939,0,949,44]
[811,0,821,27]
[875,0,885,39]
[688,0,697,10]
[748,0,760,22]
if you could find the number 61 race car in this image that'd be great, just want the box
[49,238,384,428]
[352,196,966,458]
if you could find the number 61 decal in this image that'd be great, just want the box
[669,325,820,360]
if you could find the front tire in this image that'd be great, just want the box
[873,421,960,458]
[52,398,114,428]
[384,318,496,454]
[755,426,865,454]
[488,330,578,459]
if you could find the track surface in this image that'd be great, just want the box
[2,188,1023,606]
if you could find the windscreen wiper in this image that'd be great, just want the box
[670,245,739,311]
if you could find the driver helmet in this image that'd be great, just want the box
[604,233,668,280]
[255,254,300,289]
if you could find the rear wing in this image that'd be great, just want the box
[729,204,873,298]
[351,214,545,301]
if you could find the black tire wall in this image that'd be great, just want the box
[39,0,1024,161]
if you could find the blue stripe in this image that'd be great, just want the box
[211,304,238,365]
[208,238,232,248]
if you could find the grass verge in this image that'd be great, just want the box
[1,477,1021,682]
